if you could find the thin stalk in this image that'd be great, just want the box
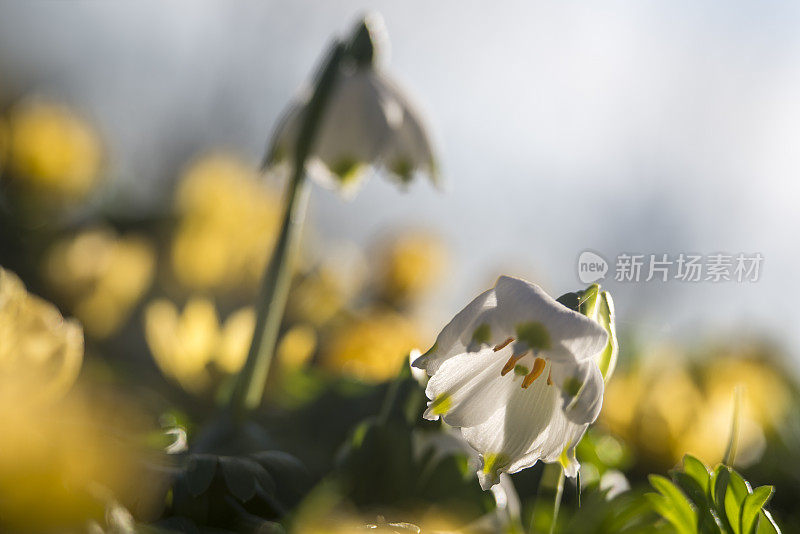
[722,385,743,466]
[548,469,566,534]
[228,42,346,415]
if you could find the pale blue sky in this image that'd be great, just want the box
[2,1,799,364]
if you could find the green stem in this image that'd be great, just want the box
[228,41,346,415]
[722,385,743,466]
[548,469,566,534]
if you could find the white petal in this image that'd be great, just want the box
[423,346,516,428]
[265,92,308,167]
[493,276,608,361]
[461,368,561,489]
[460,361,593,488]
[549,359,604,424]
[309,69,399,194]
[412,287,497,375]
[375,75,438,185]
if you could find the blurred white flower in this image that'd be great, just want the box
[599,469,630,500]
[267,15,437,197]
[413,276,608,489]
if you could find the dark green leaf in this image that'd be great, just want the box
[219,457,262,502]
[186,454,218,498]
[672,471,709,508]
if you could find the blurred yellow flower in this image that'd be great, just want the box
[0,266,82,402]
[703,356,790,430]
[0,382,163,530]
[278,323,318,370]
[0,267,160,529]
[378,231,447,302]
[171,153,281,292]
[45,227,155,338]
[600,344,791,468]
[6,98,102,200]
[322,308,420,382]
[144,297,255,393]
[288,245,366,326]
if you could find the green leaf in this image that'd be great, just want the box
[711,465,735,534]
[757,510,781,534]
[672,470,720,534]
[725,471,752,534]
[683,455,712,494]
[595,291,618,381]
[672,471,708,508]
[186,454,218,497]
[740,486,773,534]
[648,475,697,534]
[219,457,264,502]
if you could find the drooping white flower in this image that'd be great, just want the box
[412,276,608,489]
[266,15,438,197]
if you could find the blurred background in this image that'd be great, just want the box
[2,1,800,357]
[2,1,800,532]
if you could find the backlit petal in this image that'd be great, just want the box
[549,358,604,424]
[423,346,516,427]
[494,276,607,361]
[412,287,497,375]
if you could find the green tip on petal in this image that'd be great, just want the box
[471,323,492,346]
[389,157,414,184]
[513,364,530,377]
[430,393,452,416]
[515,321,551,351]
[329,157,366,186]
[562,377,583,397]
[482,453,510,475]
[558,446,576,472]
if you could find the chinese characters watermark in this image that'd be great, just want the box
[578,251,763,284]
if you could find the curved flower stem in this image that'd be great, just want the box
[228,41,346,415]
[722,385,743,466]
[548,469,565,534]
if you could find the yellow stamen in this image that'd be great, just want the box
[522,357,547,389]
[547,369,553,386]
[501,350,527,376]
[493,337,514,352]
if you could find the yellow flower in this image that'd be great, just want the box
[322,308,420,382]
[0,266,83,402]
[278,324,318,370]
[6,98,102,200]
[44,227,155,338]
[378,231,447,302]
[0,269,158,529]
[0,381,162,530]
[600,344,790,468]
[170,153,281,292]
[144,297,255,393]
[703,356,790,430]
[288,246,366,326]
[675,394,766,468]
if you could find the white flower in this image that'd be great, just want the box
[267,16,437,197]
[412,276,608,489]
